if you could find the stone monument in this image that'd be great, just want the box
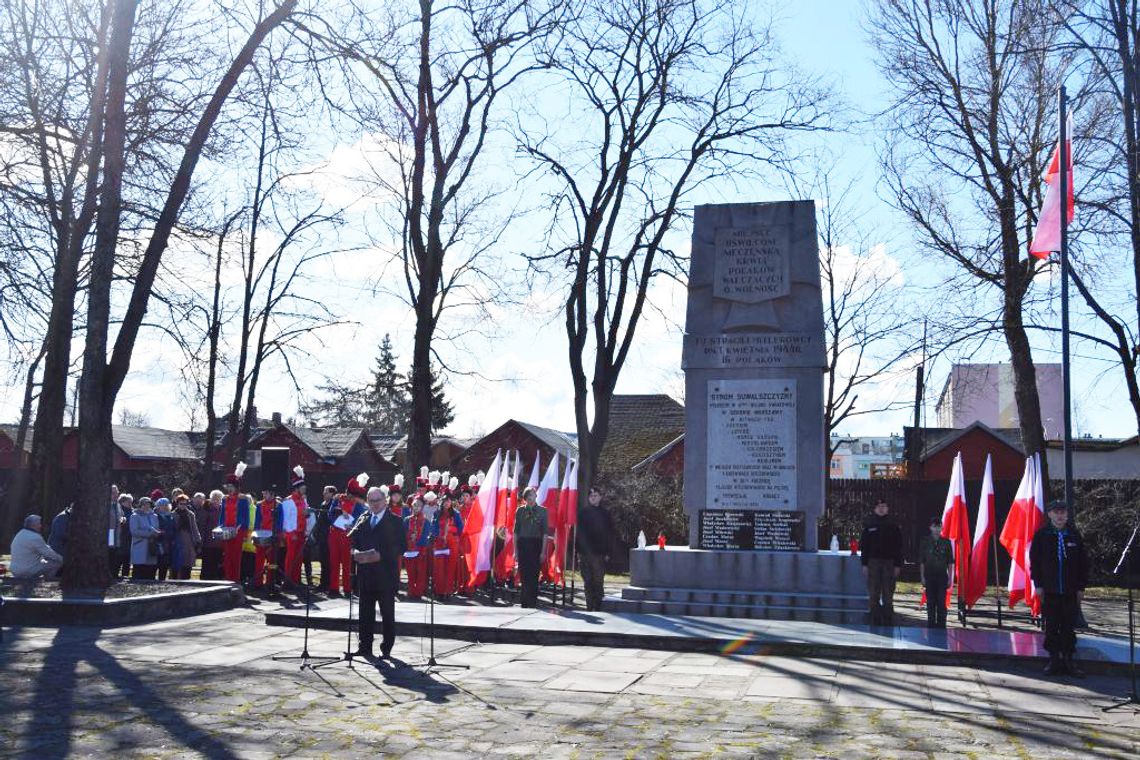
[682,201,825,551]
[618,201,864,619]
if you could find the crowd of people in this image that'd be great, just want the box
[7,463,616,617]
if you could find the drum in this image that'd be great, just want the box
[251,529,275,547]
[213,526,238,541]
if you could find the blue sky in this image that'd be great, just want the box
[2,0,1135,442]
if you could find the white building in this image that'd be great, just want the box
[829,434,905,479]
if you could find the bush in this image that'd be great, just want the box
[593,468,686,572]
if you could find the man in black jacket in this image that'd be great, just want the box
[859,501,904,626]
[1029,500,1090,677]
[314,486,336,591]
[576,487,615,611]
[350,486,407,659]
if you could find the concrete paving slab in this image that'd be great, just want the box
[544,669,642,693]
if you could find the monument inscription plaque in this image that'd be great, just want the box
[706,378,796,509]
[713,226,790,302]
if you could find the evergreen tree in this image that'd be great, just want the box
[368,334,410,431]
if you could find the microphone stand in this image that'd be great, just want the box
[313,558,358,672]
[1103,519,1138,712]
[418,533,468,676]
[272,578,339,669]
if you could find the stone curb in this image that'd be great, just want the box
[2,581,245,627]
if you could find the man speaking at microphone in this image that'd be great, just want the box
[351,485,407,660]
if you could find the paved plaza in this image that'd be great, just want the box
[1,605,1137,758]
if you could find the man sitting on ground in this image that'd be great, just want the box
[10,514,64,580]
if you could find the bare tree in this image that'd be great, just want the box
[68,0,298,589]
[294,0,560,473]
[869,0,1067,477]
[518,0,829,502]
[787,167,923,461]
[1050,1,1140,437]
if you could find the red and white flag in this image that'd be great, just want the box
[527,453,540,492]
[537,453,560,581]
[463,450,502,588]
[492,452,516,581]
[547,459,576,584]
[565,459,579,528]
[1000,456,1044,613]
[965,454,995,609]
[940,452,971,608]
[1029,115,1075,259]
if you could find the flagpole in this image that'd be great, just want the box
[1059,85,1075,510]
[991,532,1002,628]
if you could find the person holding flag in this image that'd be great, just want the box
[513,486,549,608]
[919,518,953,629]
[1029,500,1090,676]
[940,452,971,620]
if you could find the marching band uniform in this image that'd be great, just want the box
[253,494,279,588]
[427,497,464,597]
[278,466,309,585]
[218,463,251,582]
[327,473,368,595]
[457,477,475,591]
[402,501,429,598]
[388,474,405,518]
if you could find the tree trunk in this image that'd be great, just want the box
[407,312,434,474]
[28,255,80,519]
[66,0,138,591]
[1003,278,1048,481]
[200,221,227,486]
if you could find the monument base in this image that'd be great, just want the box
[606,547,867,622]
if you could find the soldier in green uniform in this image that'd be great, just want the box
[513,486,549,608]
[919,517,953,629]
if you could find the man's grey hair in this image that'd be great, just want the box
[23,514,42,529]
[193,492,206,500]
[208,489,224,501]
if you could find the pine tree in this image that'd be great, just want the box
[368,334,410,431]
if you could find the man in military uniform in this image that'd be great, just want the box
[1030,500,1090,676]
[513,486,549,608]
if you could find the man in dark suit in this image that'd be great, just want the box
[350,486,407,659]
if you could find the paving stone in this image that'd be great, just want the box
[544,669,642,693]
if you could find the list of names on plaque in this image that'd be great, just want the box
[752,510,805,551]
[698,510,754,550]
[706,378,797,510]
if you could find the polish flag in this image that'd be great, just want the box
[527,453,540,492]
[940,452,971,609]
[1000,456,1044,613]
[565,460,579,527]
[463,450,502,587]
[547,460,574,584]
[965,454,995,609]
[491,453,514,582]
[1029,116,1075,259]
[537,452,560,581]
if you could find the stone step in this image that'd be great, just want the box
[619,585,867,610]
[602,595,867,624]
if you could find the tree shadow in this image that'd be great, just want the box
[18,625,238,758]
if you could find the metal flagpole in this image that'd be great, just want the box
[1059,86,1075,509]
[991,532,1002,628]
